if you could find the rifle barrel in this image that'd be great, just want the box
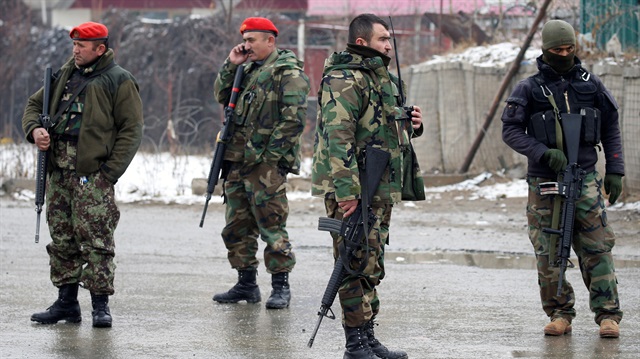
[33,67,52,243]
[307,310,324,347]
[199,64,245,227]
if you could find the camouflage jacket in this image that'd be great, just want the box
[214,49,309,174]
[22,49,143,183]
[311,50,420,204]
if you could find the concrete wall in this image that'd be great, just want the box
[407,60,640,196]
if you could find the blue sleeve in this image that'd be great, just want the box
[501,79,549,164]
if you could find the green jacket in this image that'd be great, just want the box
[214,49,309,174]
[311,50,421,203]
[22,49,143,183]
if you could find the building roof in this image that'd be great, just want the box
[69,0,215,9]
[235,0,307,11]
[307,0,522,16]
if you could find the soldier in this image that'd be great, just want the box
[312,14,423,359]
[212,17,309,309]
[22,22,143,328]
[501,20,624,338]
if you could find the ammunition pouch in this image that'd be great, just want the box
[401,143,425,201]
[528,107,601,147]
[581,107,601,145]
[234,91,256,126]
[528,110,557,148]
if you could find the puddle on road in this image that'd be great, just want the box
[385,251,640,269]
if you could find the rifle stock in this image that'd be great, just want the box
[34,67,53,243]
[308,146,390,347]
[541,114,584,296]
[200,64,245,227]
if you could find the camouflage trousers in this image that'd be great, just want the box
[46,168,119,295]
[527,171,622,325]
[323,198,392,328]
[221,162,295,273]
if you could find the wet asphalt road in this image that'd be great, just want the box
[1,196,639,358]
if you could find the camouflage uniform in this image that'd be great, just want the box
[527,173,620,324]
[311,47,422,327]
[502,55,624,325]
[22,49,143,295]
[213,49,309,273]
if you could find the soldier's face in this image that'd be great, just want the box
[548,44,575,56]
[242,32,274,61]
[357,23,392,56]
[72,40,105,67]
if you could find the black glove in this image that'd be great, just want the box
[604,174,622,204]
[543,149,568,173]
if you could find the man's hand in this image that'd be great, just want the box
[604,173,622,204]
[338,199,359,218]
[228,43,249,65]
[543,149,567,173]
[410,105,422,130]
[31,128,50,151]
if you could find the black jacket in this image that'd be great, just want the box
[501,55,624,178]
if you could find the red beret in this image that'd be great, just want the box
[239,17,278,37]
[70,22,109,40]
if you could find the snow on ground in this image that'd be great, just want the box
[2,144,637,212]
[413,42,541,70]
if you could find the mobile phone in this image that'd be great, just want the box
[241,45,248,54]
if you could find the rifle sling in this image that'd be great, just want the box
[48,63,116,129]
[539,84,564,266]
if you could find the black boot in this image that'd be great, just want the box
[91,293,112,328]
[31,283,81,324]
[344,324,377,359]
[212,269,261,303]
[365,319,408,359]
[265,272,291,309]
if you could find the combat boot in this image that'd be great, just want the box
[344,324,377,359]
[31,283,81,324]
[365,319,408,359]
[265,272,290,309]
[599,319,620,338]
[212,269,261,303]
[91,293,112,328]
[544,318,572,336]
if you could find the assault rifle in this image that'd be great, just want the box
[308,146,390,348]
[538,113,585,296]
[34,67,53,243]
[199,64,245,227]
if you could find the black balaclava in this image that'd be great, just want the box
[541,19,577,74]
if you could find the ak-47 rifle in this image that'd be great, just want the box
[34,67,53,243]
[199,64,245,227]
[308,146,390,348]
[539,113,585,296]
